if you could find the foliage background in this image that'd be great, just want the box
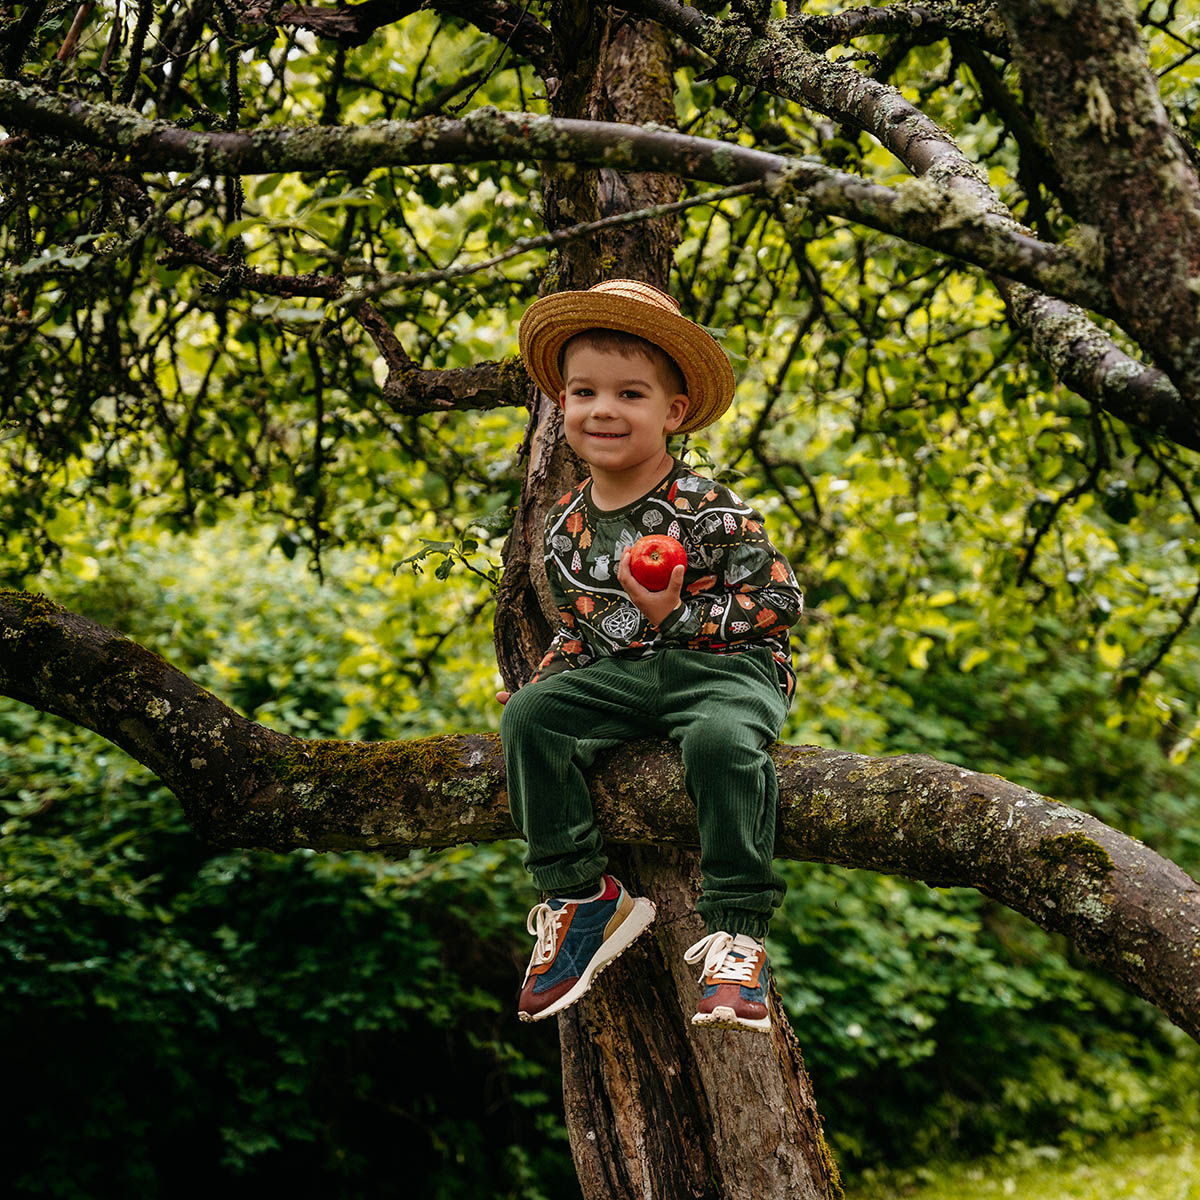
[4,400,1198,1194]
[3,1,1200,1196]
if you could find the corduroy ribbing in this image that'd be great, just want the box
[500,648,788,935]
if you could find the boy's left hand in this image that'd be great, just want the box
[618,549,685,629]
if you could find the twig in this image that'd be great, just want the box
[340,180,766,304]
[56,2,95,61]
[448,0,535,114]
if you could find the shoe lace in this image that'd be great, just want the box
[683,931,761,984]
[526,902,565,965]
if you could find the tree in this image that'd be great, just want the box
[2,2,1199,1197]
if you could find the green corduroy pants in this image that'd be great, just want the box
[500,646,789,939]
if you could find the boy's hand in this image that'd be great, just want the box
[496,690,512,705]
[618,549,685,629]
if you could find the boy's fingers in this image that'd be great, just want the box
[659,564,686,604]
[496,690,512,705]
[616,551,638,591]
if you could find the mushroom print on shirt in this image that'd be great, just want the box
[532,460,804,698]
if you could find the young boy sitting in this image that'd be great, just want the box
[498,279,804,1033]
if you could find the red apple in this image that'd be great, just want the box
[627,535,687,591]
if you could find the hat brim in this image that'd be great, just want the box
[518,291,735,434]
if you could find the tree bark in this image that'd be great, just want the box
[996,0,1200,402]
[559,849,839,1200]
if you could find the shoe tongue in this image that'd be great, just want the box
[731,934,762,956]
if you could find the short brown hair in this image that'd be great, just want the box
[559,328,687,395]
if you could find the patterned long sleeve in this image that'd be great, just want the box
[527,461,803,696]
[655,488,803,651]
[528,533,601,684]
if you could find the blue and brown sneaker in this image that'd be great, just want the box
[684,931,771,1033]
[518,875,656,1022]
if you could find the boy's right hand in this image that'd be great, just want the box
[617,549,685,629]
[496,690,512,705]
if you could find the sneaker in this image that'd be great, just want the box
[518,875,656,1022]
[684,930,771,1033]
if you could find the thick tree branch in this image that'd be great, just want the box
[999,284,1193,448]
[0,81,1106,311]
[5,56,1196,446]
[3,587,1199,1043]
[783,1,1007,55]
[618,0,1011,182]
[996,0,1200,402]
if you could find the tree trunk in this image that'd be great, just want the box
[493,8,841,1196]
[561,849,841,1199]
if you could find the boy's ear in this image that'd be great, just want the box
[556,390,568,412]
[664,393,690,432]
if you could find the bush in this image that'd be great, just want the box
[1,525,574,1199]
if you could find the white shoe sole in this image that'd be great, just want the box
[520,897,657,1021]
[691,1005,771,1033]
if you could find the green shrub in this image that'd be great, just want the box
[1,525,573,1199]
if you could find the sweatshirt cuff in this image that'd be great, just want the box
[655,602,690,637]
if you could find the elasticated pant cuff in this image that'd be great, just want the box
[705,914,770,941]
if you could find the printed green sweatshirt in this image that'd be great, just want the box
[532,460,804,697]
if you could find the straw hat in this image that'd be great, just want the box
[518,279,736,434]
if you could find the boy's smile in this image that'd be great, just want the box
[558,345,689,508]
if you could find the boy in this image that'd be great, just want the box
[499,279,804,1033]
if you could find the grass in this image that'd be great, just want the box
[846,1129,1200,1199]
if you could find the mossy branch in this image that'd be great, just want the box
[3,588,1198,1042]
[5,72,1193,444]
[0,80,1102,309]
[995,0,1200,402]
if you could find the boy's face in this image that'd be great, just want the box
[557,345,689,476]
